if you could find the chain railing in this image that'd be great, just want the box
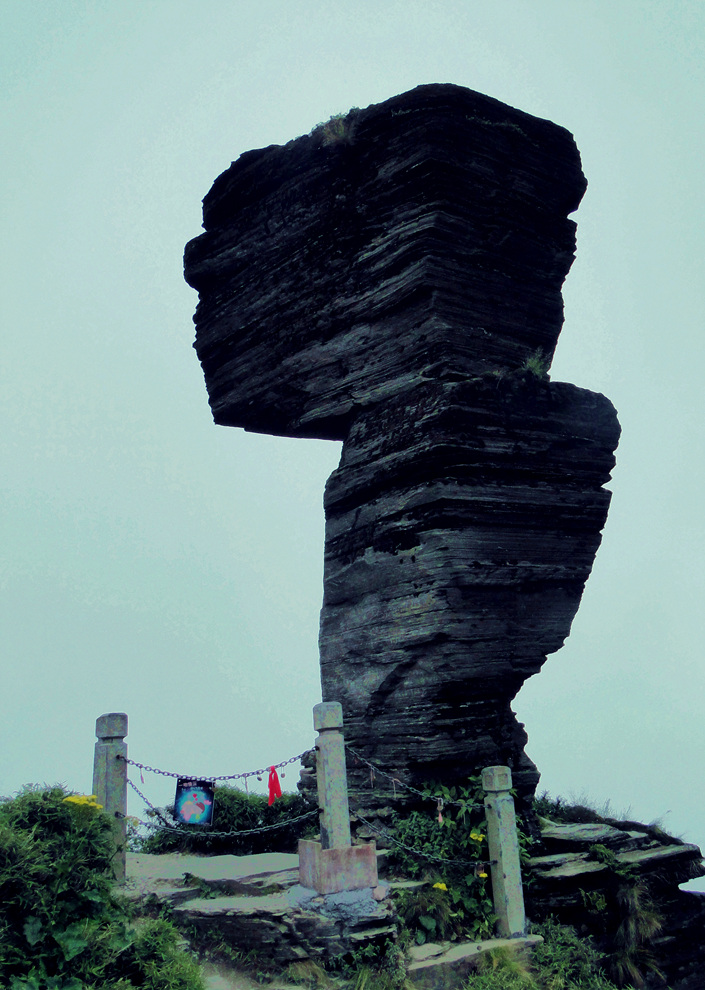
[120,749,317,839]
[125,774,317,838]
[354,811,487,871]
[92,709,526,936]
[121,751,311,784]
[345,745,482,814]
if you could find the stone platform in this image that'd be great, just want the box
[125,851,541,988]
[125,851,394,968]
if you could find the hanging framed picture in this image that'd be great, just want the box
[174,778,215,826]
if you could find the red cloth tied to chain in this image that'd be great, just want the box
[268,765,282,805]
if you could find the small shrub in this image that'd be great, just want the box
[120,918,204,990]
[284,958,331,988]
[522,349,550,380]
[470,944,535,987]
[327,938,411,990]
[137,785,316,855]
[395,882,463,945]
[0,785,203,989]
[530,918,614,987]
[310,109,359,147]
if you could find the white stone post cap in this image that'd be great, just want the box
[482,765,512,792]
[95,713,128,739]
[313,702,343,731]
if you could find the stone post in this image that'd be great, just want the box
[313,701,352,849]
[482,765,526,938]
[298,702,377,894]
[92,713,128,883]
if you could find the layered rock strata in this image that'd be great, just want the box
[184,83,620,810]
[185,83,586,439]
[525,815,705,988]
[321,376,618,807]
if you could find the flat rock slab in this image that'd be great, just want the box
[126,853,394,967]
[124,852,300,900]
[528,841,703,882]
[408,935,543,989]
[174,884,395,966]
[539,821,637,846]
[176,891,292,916]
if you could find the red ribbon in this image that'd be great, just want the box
[268,765,282,806]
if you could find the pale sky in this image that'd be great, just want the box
[2,1,704,889]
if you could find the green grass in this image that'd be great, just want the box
[462,920,622,989]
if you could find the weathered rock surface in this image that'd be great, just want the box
[320,375,618,806]
[185,83,620,809]
[125,852,394,967]
[125,851,544,987]
[526,816,705,989]
[185,84,586,439]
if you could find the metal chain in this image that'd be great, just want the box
[120,750,313,782]
[345,747,478,810]
[126,775,318,838]
[129,810,319,838]
[355,812,486,870]
[126,777,174,829]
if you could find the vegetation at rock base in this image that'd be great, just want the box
[136,785,316,855]
[1,782,688,989]
[319,920,624,990]
[386,777,529,944]
[0,785,203,989]
[464,920,624,989]
[529,793,683,988]
[378,784,678,988]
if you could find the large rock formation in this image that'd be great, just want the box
[184,83,620,811]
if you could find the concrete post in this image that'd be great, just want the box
[92,713,128,883]
[313,701,352,849]
[482,765,526,938]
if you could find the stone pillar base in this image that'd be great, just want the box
[298,839,378,895]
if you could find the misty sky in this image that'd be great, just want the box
[2,2,704,889]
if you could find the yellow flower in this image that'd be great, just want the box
[432,882,448,891]
[470,831,485,842]
[63,794,103,809]
[478,870,488,879]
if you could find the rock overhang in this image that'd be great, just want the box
[184,83,588,438]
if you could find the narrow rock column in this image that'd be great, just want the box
[314,702,352,849]
[482,765,526,937]
[92,713,128,882]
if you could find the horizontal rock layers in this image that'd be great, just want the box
[184,84,620,810]
[321,376,619,808]
[185,83,586,439]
